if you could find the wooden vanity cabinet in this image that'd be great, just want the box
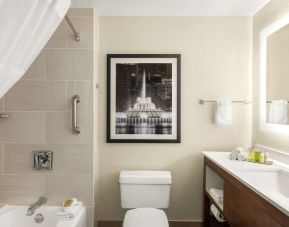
[203,157,289,227]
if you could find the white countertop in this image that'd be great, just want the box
[203,151,289,216]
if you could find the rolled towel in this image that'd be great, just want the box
[215,98,232,125]
[211,204,225,222]
[56,198,83,221]
[229,146,244,160]
[209,188,223,203]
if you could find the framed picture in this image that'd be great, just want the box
[107,54,181,143]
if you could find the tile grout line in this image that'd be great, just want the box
[2,144,4,175]
[1,142,93,145]
[44,50,47,81]
[2,95,5,112]
[65,17,68,49]
[66,16,93,18]
[44,47,93,50]
[20,79,93,82]
[43,112,46,145]
[66,81,69,111]
[4,111,92,113]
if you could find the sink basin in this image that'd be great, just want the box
[0,205,86,227]
[242,169,289,198]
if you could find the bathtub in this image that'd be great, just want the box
[0,205,86,227]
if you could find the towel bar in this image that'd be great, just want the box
[199,99,252,105]
[266,101,289,103]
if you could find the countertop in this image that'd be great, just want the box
[203,151,289,216]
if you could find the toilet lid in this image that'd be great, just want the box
[123,208,169,227]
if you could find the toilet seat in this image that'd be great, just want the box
[123,208,169,227]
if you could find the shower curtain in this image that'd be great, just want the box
[0,0,71,97]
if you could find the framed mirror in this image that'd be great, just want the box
[260,14,289,134]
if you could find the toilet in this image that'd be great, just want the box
[119,171,172,227]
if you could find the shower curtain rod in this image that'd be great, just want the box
[65,15,80,41]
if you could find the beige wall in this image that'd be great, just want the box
[98,16,252,221]
[0,9,95,227]
[253,0,289,150]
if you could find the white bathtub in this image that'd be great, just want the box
[0,205,86,227]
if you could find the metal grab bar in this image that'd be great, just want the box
[65,15,80,41]
[72,95,80,134]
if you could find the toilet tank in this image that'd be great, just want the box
[119,171,172,209]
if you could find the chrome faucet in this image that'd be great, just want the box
[26,197,46,216]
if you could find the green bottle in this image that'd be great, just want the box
[254,150,261,163]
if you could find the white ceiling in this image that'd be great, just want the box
[71,0,270,16]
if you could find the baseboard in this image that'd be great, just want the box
[98,220,203,227]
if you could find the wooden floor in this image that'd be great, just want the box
[98,221,203,227]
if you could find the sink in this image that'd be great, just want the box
[242,169,289,198]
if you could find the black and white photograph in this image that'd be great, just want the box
[107,54,181,143]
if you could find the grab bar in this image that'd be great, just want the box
[72,95,80,134]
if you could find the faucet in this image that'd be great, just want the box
[26,197,46,216]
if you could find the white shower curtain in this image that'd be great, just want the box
[0,0,71,97]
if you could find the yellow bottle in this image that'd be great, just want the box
[259,151,265,163]
[254,150,261,162]
[250,151,255,162]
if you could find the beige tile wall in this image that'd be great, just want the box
[0,8,95,227]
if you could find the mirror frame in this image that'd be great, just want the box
[260,14,289,135]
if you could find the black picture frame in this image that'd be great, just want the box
[107,54,181,143]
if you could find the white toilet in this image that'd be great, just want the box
[119,171,172,227]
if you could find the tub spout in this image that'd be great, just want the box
[26,197,46,216]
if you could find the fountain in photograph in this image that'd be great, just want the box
[116,68,172,134]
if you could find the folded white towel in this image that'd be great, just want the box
[215,98,232,125]
[56,199,83,221]
[209,188,224,203]
[269,100,288,124]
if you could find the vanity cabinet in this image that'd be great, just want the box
[203,157,289,227]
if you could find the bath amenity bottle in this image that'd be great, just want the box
[259,151,265,164]
[254,150,260,162]
[264,150,269,163]
[247,148,253,162]
[264,151,273,165]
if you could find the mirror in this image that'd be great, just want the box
[260,14,289,134]
[266,23,289,125]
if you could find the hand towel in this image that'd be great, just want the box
[56,199,83,221]
[215,98,232,125]
[209,188,224,203]
[269,100,288,124]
